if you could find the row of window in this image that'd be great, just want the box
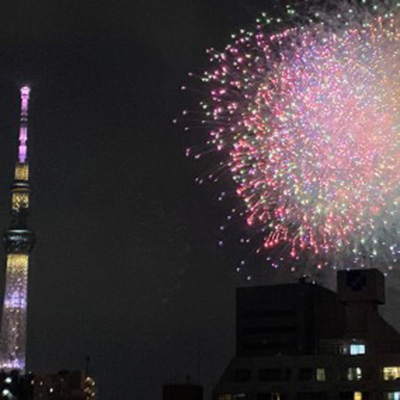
[231,366,400,382]
[243,326,296,335]
[239,309,296,319]
[316,343,367,356]
[219,391,400,400]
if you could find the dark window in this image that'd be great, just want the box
[242,342,289,351]
[297,393,327,400]
[233,369,252,383]
[239,309,296,319]
[248,342,282,350]
[243,326,296,335]
[258,369,281,382]
[298,368,313,381]
[257,368,290,382]
[283,369,291,380]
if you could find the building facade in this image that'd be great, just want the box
[163,383,203,400]
[214,269,400,400]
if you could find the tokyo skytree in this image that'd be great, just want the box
[0,86,35,372]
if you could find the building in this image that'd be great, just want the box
[214,269,400,400]
[32,370,96,400]
[0,87,35,373]
[163,383,203,400]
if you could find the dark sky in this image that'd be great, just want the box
[0,1,399,400]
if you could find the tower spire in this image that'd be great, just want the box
[18,86,30,163]
[0,87,35,372]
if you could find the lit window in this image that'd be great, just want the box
[233,395,247,400]
[383,367,400,380]
[316,368,326,381]
[218,395,232,400]
[350,344,365,355]
[347,367,362,381]
[354,392,362,400]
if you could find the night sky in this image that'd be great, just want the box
[0,1,399,400]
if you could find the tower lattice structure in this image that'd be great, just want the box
[0,86,35,372]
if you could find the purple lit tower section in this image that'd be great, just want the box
[0,87,35,372]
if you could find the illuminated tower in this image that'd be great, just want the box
[0,86,35,372]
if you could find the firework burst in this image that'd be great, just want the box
[189,1,400,272]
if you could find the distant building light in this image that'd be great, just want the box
[4,377,11,384]
[49,388,54,393]
[1,389,10,397]
[347,367,362,381]
[316,368,326,381]
[383,367,400,380]
[350,344,366,355]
